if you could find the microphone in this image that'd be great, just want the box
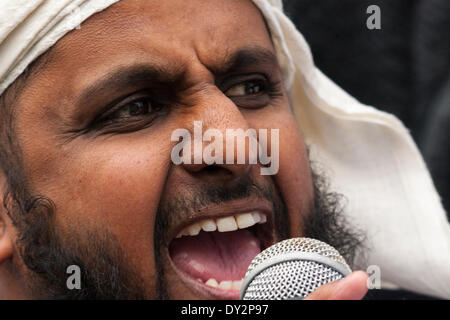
[240,237,352,300]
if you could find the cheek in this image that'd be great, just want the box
[69,147,166,232]
[248,105,313,236]
[276,119,313,236]
[25,132,173,295]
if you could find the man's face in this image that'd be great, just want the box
[10,0,313,299]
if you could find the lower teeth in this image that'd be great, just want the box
[204,278,243,290]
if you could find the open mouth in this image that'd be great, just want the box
[168,210,274,299]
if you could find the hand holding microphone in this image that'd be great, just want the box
[303,270,368,300]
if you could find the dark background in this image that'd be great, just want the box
[283,0,449,219]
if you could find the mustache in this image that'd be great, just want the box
[154,175,287,245]
[153,174,289,299]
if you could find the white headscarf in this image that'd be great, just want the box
[0,0,449,299]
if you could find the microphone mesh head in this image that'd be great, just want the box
[241,238,352,300]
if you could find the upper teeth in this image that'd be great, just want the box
[176,212,267,238]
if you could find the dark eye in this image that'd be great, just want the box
[108,98,152,120]
[225,80,267,97]
[223,77,279,109]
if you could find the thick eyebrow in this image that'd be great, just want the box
[212,46,278,75]
[75,47,277,108]
[76,63,181,108]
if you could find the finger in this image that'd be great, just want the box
[304,271,369,300]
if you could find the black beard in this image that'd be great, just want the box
[10,166,365,300]
[303,166,367,268]
[12,198,147,299]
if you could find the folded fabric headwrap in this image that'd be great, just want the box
[0,0,121,95]
[0,0,449,298]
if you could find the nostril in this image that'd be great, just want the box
[195,164,233,178]
[203,165,226,173]
[182,159,252,182]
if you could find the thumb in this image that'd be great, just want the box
[304,271,369,300]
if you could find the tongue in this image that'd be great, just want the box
[169,229,261,282]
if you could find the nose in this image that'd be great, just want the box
[176,86,258,183]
